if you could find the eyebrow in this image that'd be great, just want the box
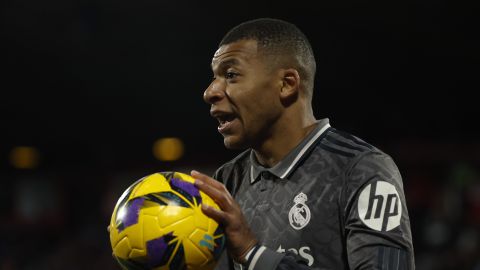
[212,58,240,72]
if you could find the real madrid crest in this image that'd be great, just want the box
[288,192,311,230]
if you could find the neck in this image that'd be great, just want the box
[253,111,317,167]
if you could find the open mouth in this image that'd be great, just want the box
[217,113,236,126]
[216,113,237,132]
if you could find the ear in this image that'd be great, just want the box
[279,68,300,100]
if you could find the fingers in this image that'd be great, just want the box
[190,171,229,224]
[192,170,233,211]
[191,170,259,263]
[191,170,225,190]
[201,203,227,224]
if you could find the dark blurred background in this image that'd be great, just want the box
[0,0,479,269]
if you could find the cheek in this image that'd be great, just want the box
[232,78,281,123]
[245,80,279,105]
[252,83,281,112]
[244,94,281,129]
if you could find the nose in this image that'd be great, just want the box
[203,79,225,105]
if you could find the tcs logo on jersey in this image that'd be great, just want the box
[277,245,314,266]
[358,181,402,231]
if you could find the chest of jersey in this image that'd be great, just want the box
[234,168,346,268]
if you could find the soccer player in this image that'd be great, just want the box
[192,18,414,270]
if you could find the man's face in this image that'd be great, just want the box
[204,39,283,149]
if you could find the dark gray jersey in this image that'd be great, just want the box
[213,120,414,270]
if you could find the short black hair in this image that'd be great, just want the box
[220,18,316,96]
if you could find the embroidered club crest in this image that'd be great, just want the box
[288,192,311,230]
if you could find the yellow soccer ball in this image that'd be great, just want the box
[109,171,225,270]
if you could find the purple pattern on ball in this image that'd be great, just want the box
[170,178,200,197]
[146,236,168,267]
[122,197,145,229]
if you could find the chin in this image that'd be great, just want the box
[223,136,248,150]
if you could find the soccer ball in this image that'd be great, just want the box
[109,171,226,270]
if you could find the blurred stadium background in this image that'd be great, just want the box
[0,0,478,269]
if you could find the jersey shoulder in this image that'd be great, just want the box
[319,127,382,159]
[319,127,402,191]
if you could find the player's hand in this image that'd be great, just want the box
[191,170,258,264]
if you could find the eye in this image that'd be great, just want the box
[225,72,238,80]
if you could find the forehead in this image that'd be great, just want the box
[211,39,260,68]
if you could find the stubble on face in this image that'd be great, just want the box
[210,40,283,151]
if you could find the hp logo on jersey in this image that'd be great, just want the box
[358,181,402,231]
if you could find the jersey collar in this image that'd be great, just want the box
[249,118,331,184]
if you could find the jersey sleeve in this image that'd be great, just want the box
[344,151,415,269]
